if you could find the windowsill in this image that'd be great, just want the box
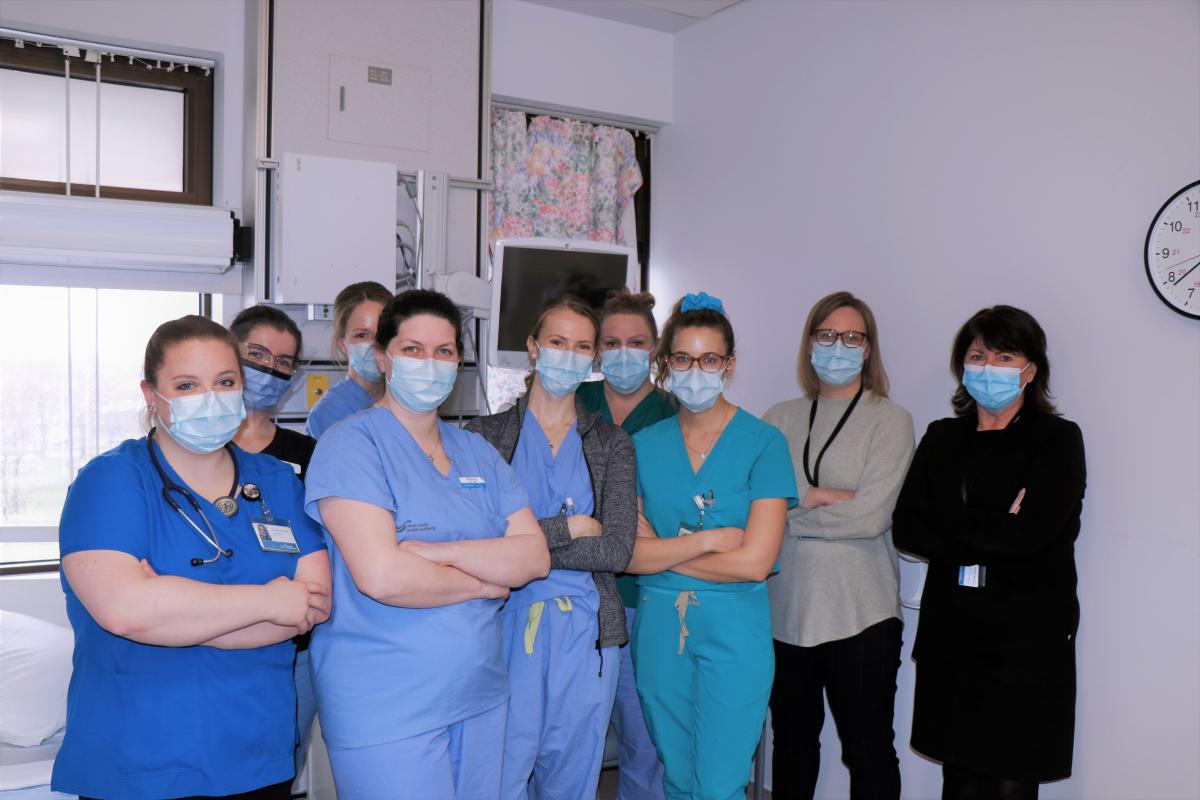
[0,541,61,575]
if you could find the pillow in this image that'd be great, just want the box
[0,610,73,747]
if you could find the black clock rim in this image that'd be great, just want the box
[1144,178,1200,321]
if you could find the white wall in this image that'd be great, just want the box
[492,0,674,126]
[652,1,1200,798]
[0,0,247,213]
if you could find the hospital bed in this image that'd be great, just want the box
[0,546,75,800]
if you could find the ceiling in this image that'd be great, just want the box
[517,0,745,33]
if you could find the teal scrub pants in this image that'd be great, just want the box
[632,585,774,800]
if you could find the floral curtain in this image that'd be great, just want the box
[489,108,643,247]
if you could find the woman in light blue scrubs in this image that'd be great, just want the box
[626,293,798,800]
[305,281,392,440]
[305,290,551,800]
[54,315,332,800]
[467,295,638,800]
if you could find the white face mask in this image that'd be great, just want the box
[156,390,246,453]
[666,367,724,413]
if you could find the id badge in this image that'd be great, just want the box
[958,564,986,588]
[252,518,301,554]
[459,476,487,489]
[677,522,699,537]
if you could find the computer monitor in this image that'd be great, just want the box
[487,237,639,369]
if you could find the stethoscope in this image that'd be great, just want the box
[147,429,239,567]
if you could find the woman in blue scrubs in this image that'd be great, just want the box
[467,295,638,800]
[305,281,392,440]
[54,315,332,800]
[626,292,797,800]
[579,289,675,800]
[305,289,551,800]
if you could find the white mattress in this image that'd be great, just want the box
[0,731,62,792]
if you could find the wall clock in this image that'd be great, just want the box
[1144,179,1200,319]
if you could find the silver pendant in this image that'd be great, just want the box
[214,496,238,518]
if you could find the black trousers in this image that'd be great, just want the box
[769,617,903,800]
[943,764,1039,800]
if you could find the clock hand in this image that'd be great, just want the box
[1172,260,1200,286]
[1163,253,1200,271]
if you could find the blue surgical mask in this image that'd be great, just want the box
[666,367,724,413]
[600,347,651,395]
[811,342,864,386]
[156,390,246,454]
[535,347,593,397]
[241,362,294,411]
[387,355,458,412]
[347,341,383,383]
[962,363,1030,413]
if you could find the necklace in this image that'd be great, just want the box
[422,438,443,464]
[682,403,734,460]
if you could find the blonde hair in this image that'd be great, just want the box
[798,291,889,399]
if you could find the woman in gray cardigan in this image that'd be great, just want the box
[763,291,914,800]
[465,294,637,800]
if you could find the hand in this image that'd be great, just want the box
[266,577,329,634]
[477,581,511,601]
[702,527,744,553]
[1009,488,1026,515]
[636,513,658,539]
[802,487,855,509]
[399,539,452,564]
[138,558,157,578]
[567,514,602,539]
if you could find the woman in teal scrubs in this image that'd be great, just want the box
[579,289,675,800]
[627,293,797,800]
[53,315,331,800]
[305,290,550,800]
[306,281,392,440]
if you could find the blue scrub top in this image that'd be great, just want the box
[507,410,597,609]
[306,377,374,440]
[634,409,798,593]
[52,437,326,800]
[304,407,531,748]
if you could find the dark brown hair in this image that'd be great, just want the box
[230,304,303,357]
[376,289,464,355]
[143,315,239,387]
[950,305,1057,416]
[652,296,736,388]
[798,291,889,399]
[331,281,393,359]
[599,288,658,340]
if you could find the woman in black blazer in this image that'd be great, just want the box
[893,305,1086,800]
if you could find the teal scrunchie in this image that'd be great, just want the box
[680,291,726,315]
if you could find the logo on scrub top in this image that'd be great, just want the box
[396,520,437,533]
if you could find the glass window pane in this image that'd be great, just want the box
[0,68,184,192]
[0,286,198,526]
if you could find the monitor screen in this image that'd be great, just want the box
[495,246,633,353]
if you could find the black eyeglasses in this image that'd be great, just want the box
[667,352,729,373]
[811,329,868,349]
[241,342,298,374]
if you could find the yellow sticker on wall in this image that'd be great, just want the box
[306,374,330,409]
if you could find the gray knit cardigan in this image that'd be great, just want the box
[465,393,637,649]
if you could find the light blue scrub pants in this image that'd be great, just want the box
[326,701,507,800]
[612,607,666,800]
[632,586,774,800]
[501,599,620,800]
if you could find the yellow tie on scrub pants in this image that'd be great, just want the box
[674,591,699,655]
[523,597,576,655]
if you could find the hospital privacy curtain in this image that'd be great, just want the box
[489,108,643,248]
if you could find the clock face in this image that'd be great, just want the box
[1144,180,1200,320]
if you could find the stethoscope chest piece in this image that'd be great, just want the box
[214,496,239,518]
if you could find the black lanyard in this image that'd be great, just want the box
[802,385,864,487]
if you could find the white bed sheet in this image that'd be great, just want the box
[0,731,66,793]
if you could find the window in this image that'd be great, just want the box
[0,285,202,527]
[0,36,213,205]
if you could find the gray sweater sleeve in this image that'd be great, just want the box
[545,427,636,573]
[788,402,914,541]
